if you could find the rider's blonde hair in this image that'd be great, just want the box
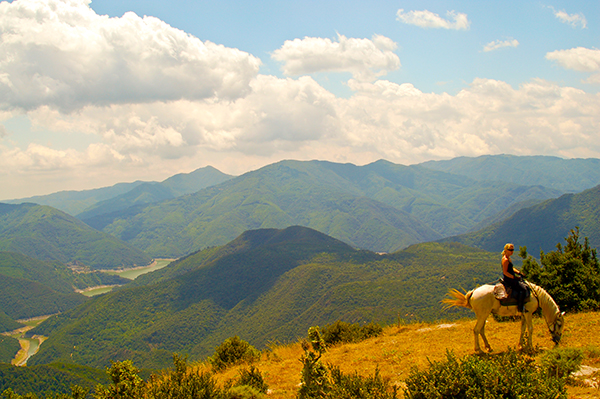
[502,243,515,257]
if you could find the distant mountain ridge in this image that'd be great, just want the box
[29,226,499,369]
[420,154,600,192]
[81,159,561,257]
[0,203,152,269]
[5,166,233,216]
[443,184,600,254]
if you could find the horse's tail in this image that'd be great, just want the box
[442,288,473,310]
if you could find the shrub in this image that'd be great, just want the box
[328,366,398,399]
[94,360,145,399]
[235,366,268,394]
[226,385,265,399]
[404,349,566,399]
[320,321,383,346]
[147,354,225,399]
[210,336,260,371]
[541,347,584,380]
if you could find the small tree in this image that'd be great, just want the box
[210,336,260,371]
[298,327,330,399]
[520,227,600,311]
[94,360,145,399]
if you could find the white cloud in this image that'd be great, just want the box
[546,47,600,84]
[0,0,261,112]
[483,39,519,52]
[546,47,600,72]
[396,9,470,30]
[271,34,400,82]
[550,7,587,29]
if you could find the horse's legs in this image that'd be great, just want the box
[473,313,492,353]
[480,321,493,352]
[518,316,526,350]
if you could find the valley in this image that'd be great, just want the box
[1,155,599,397]
[80,258,175,296]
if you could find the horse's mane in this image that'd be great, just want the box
[528,282,560,322]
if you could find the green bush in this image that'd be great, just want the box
[226,385,265,399]
[320,321,383,346]
[235,366,268,394]
[404,349,566,399]
[328,366,398,399]
[210,336,260,371]
[147,354,225,399]
[541,348,584,380]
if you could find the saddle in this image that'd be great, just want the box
[493,280,531,307]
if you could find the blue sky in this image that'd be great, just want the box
[1,0,599,199]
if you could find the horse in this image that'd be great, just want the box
[442,281,565,353]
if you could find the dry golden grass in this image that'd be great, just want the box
[195,311,600,398]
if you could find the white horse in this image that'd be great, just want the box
[443,282,565,353]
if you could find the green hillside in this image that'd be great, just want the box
[0,203,152,270]
[3,181,146,216]
[76,166,233,219]
[0,310,22,334]
[0,274,88,320]
[443,184,600,254]
[420,154,600,193]
[0,336,21,363]
[0,362,109,394]
[83,160,559,257]
[0,252,129,294]
[28,227,499,370]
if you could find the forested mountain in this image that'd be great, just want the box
[443,184,600,254]
[0,274,87,320]
[5,166,233,217]
[0,252,129,294]
[28,226,499,370]
[0,203,152,270]
[3,181,147,216]
[81,160,560,257]
[0,310,22,334]
[420,155,600,193]
[76,166,233,219]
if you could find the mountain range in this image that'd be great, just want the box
[4,166,233,217]
[28,226,498,370]
[2,155,600,371]
[78,159,563,257]
[0,203,152,270]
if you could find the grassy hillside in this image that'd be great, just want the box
[0,203,152,270]
[28,227,500,369]
[420,154,600,193]
[3,312,599,398]
[207,311,600,399]
[83,160,559,257]
[444,184,600,254]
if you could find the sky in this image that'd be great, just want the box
[1,0,599,200]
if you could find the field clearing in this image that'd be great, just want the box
[201,311,600,399]
[82,259,175,296]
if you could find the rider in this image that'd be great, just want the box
[501,243,527,313]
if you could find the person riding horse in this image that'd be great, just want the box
[501,243,528,312]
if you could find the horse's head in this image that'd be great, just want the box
[549,311,565,344]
